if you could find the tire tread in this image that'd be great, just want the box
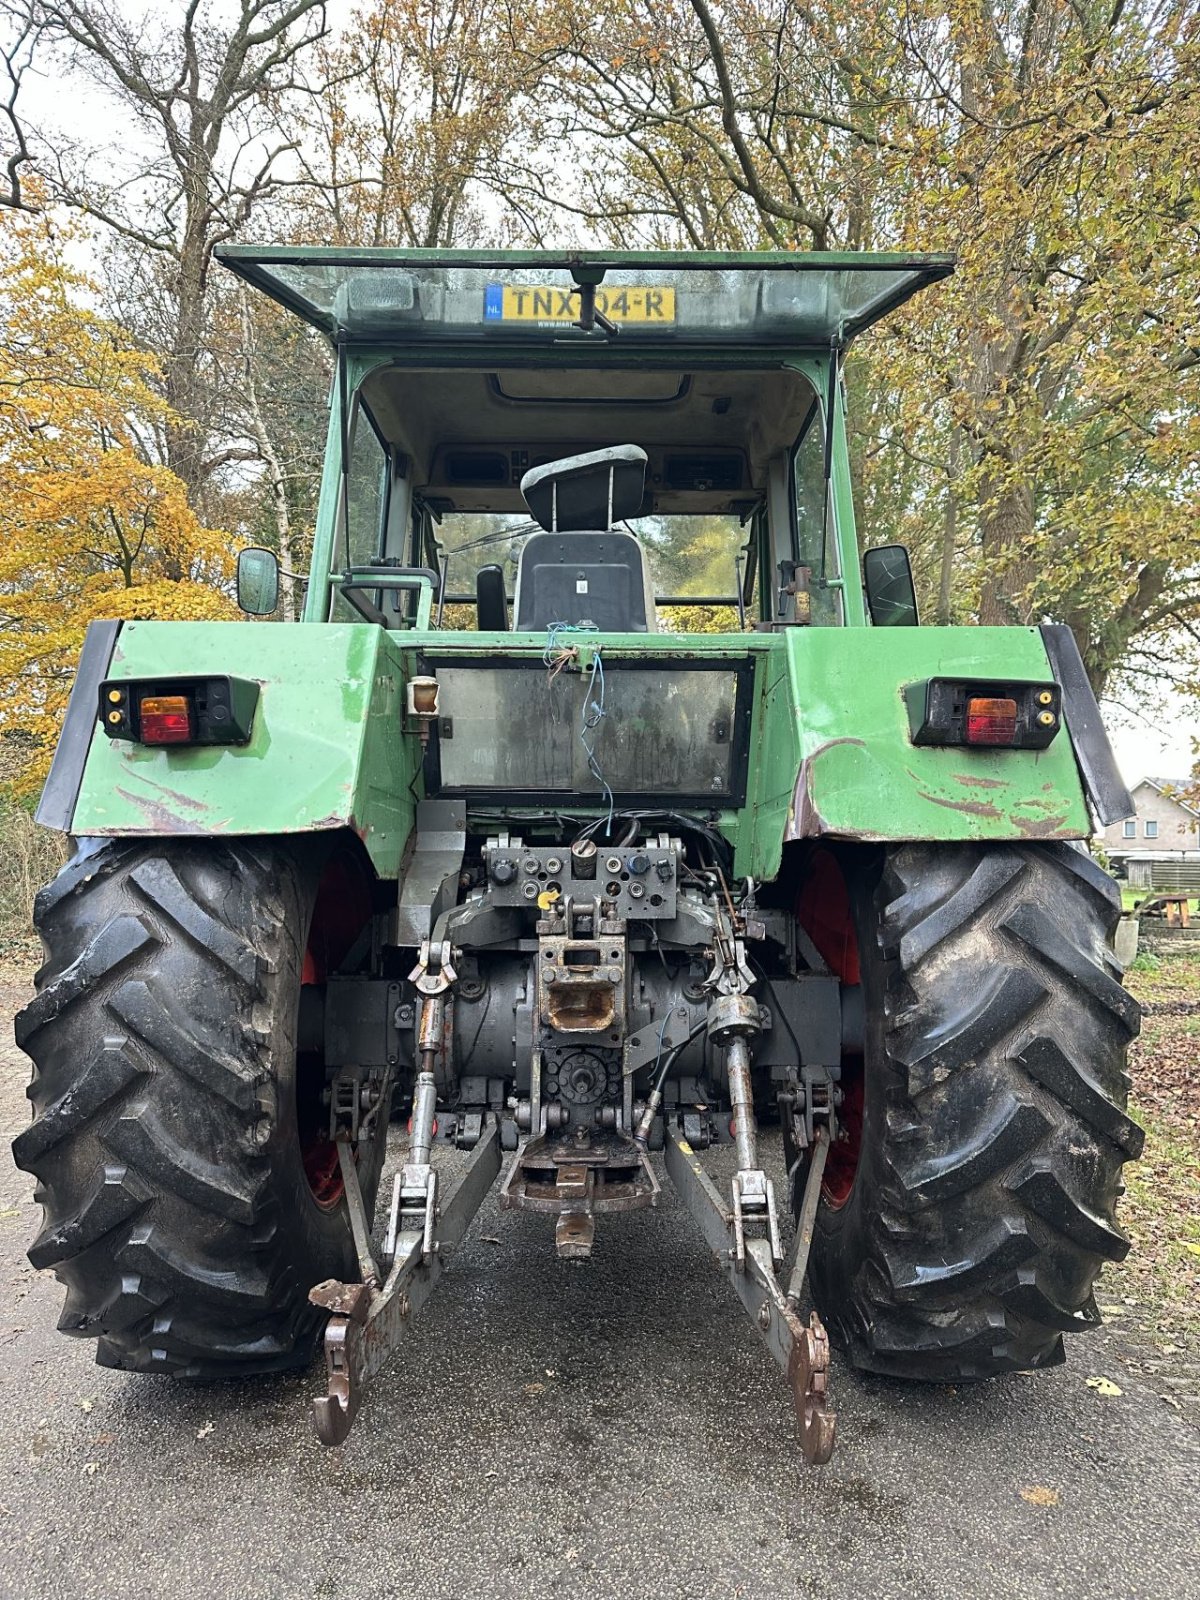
[810,841,1142,1381]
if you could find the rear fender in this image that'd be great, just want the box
[60,620,417,878]
[738,624,1125,880]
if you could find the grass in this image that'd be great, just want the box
[1108,945,1200,1341]
[0,796,64,962]
[1116,1107,1200,1340]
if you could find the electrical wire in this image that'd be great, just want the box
[572,808,733,872]
[579,646,614,833]
[543,619,582,670]
[540,623,615,836]
[648,1012,708,1097]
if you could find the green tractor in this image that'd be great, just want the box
[12,250,1143,1461]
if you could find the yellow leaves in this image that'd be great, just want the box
[1020,1486,1061,1508]
[0,206,239,792]
[99,581,237,625]
[1085,1376,1123,1397]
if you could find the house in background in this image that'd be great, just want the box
[1102,776,1200,891]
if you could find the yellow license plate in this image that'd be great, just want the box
[485,284,676,324]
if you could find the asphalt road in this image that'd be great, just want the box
[2,979,1197,1600]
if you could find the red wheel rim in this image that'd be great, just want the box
[296,853,373,1210]
[795,850,863,1210]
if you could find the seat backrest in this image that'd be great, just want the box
[514,530,655,632]
[475,563,509,630]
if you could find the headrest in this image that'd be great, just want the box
[520,444,648,532]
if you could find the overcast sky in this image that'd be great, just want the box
[1102,696,1196,786]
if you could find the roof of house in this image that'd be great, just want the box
[1137,777,1200,816]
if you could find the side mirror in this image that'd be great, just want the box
[237,547,280,616]
[863,544,919,626]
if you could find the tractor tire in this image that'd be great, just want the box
[11,836,386,1378]
[806,841,1143,1381]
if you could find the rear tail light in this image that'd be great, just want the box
[906,678,1062,750]
[138,694,193,745]
[965,697,1018,746]
[99,676,260,747]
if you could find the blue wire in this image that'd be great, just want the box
[544,623,614,832]
[543,620,580,668]
[580,647,614,832]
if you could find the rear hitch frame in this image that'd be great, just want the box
[309,1113,502,1448]
[663,1124,837,1466]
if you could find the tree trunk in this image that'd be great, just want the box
[240,294,298,620]
[163,171,211,512]
[937,425,960,625]
[977,469,1037,625]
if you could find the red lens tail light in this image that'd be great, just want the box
[965,696,1018,746]
[138,694,194,745]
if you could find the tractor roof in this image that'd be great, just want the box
[214,247,953,350]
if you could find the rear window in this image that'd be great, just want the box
[434,511,750,602]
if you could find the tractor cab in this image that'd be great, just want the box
[218,249,954,635]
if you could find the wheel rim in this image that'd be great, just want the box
[795,848,864,1210]
[296,852,374,1211]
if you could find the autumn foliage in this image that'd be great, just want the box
[0,0,1197,790]
[0,204,236,789]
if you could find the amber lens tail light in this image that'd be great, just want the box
[965,696,1019,746]
[137,694,194,744]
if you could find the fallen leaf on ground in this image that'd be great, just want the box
[81,1462,100,1477]
[0,1208,19,1222]
[196,1420,215,1439]
[1086,1376,1123,1397]
[522,1382,545,1396]
[1182,1242,1200,1258]
[1020,1486,1060,1507]
[78,1398,93,1414]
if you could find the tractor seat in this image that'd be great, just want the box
[513,445,656,633]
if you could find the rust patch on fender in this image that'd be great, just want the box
[915,790,1004,821]
[120,776,212,815]
[113,785,205,830]
[1013,812,1071,837]
[951,773,1005,791]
